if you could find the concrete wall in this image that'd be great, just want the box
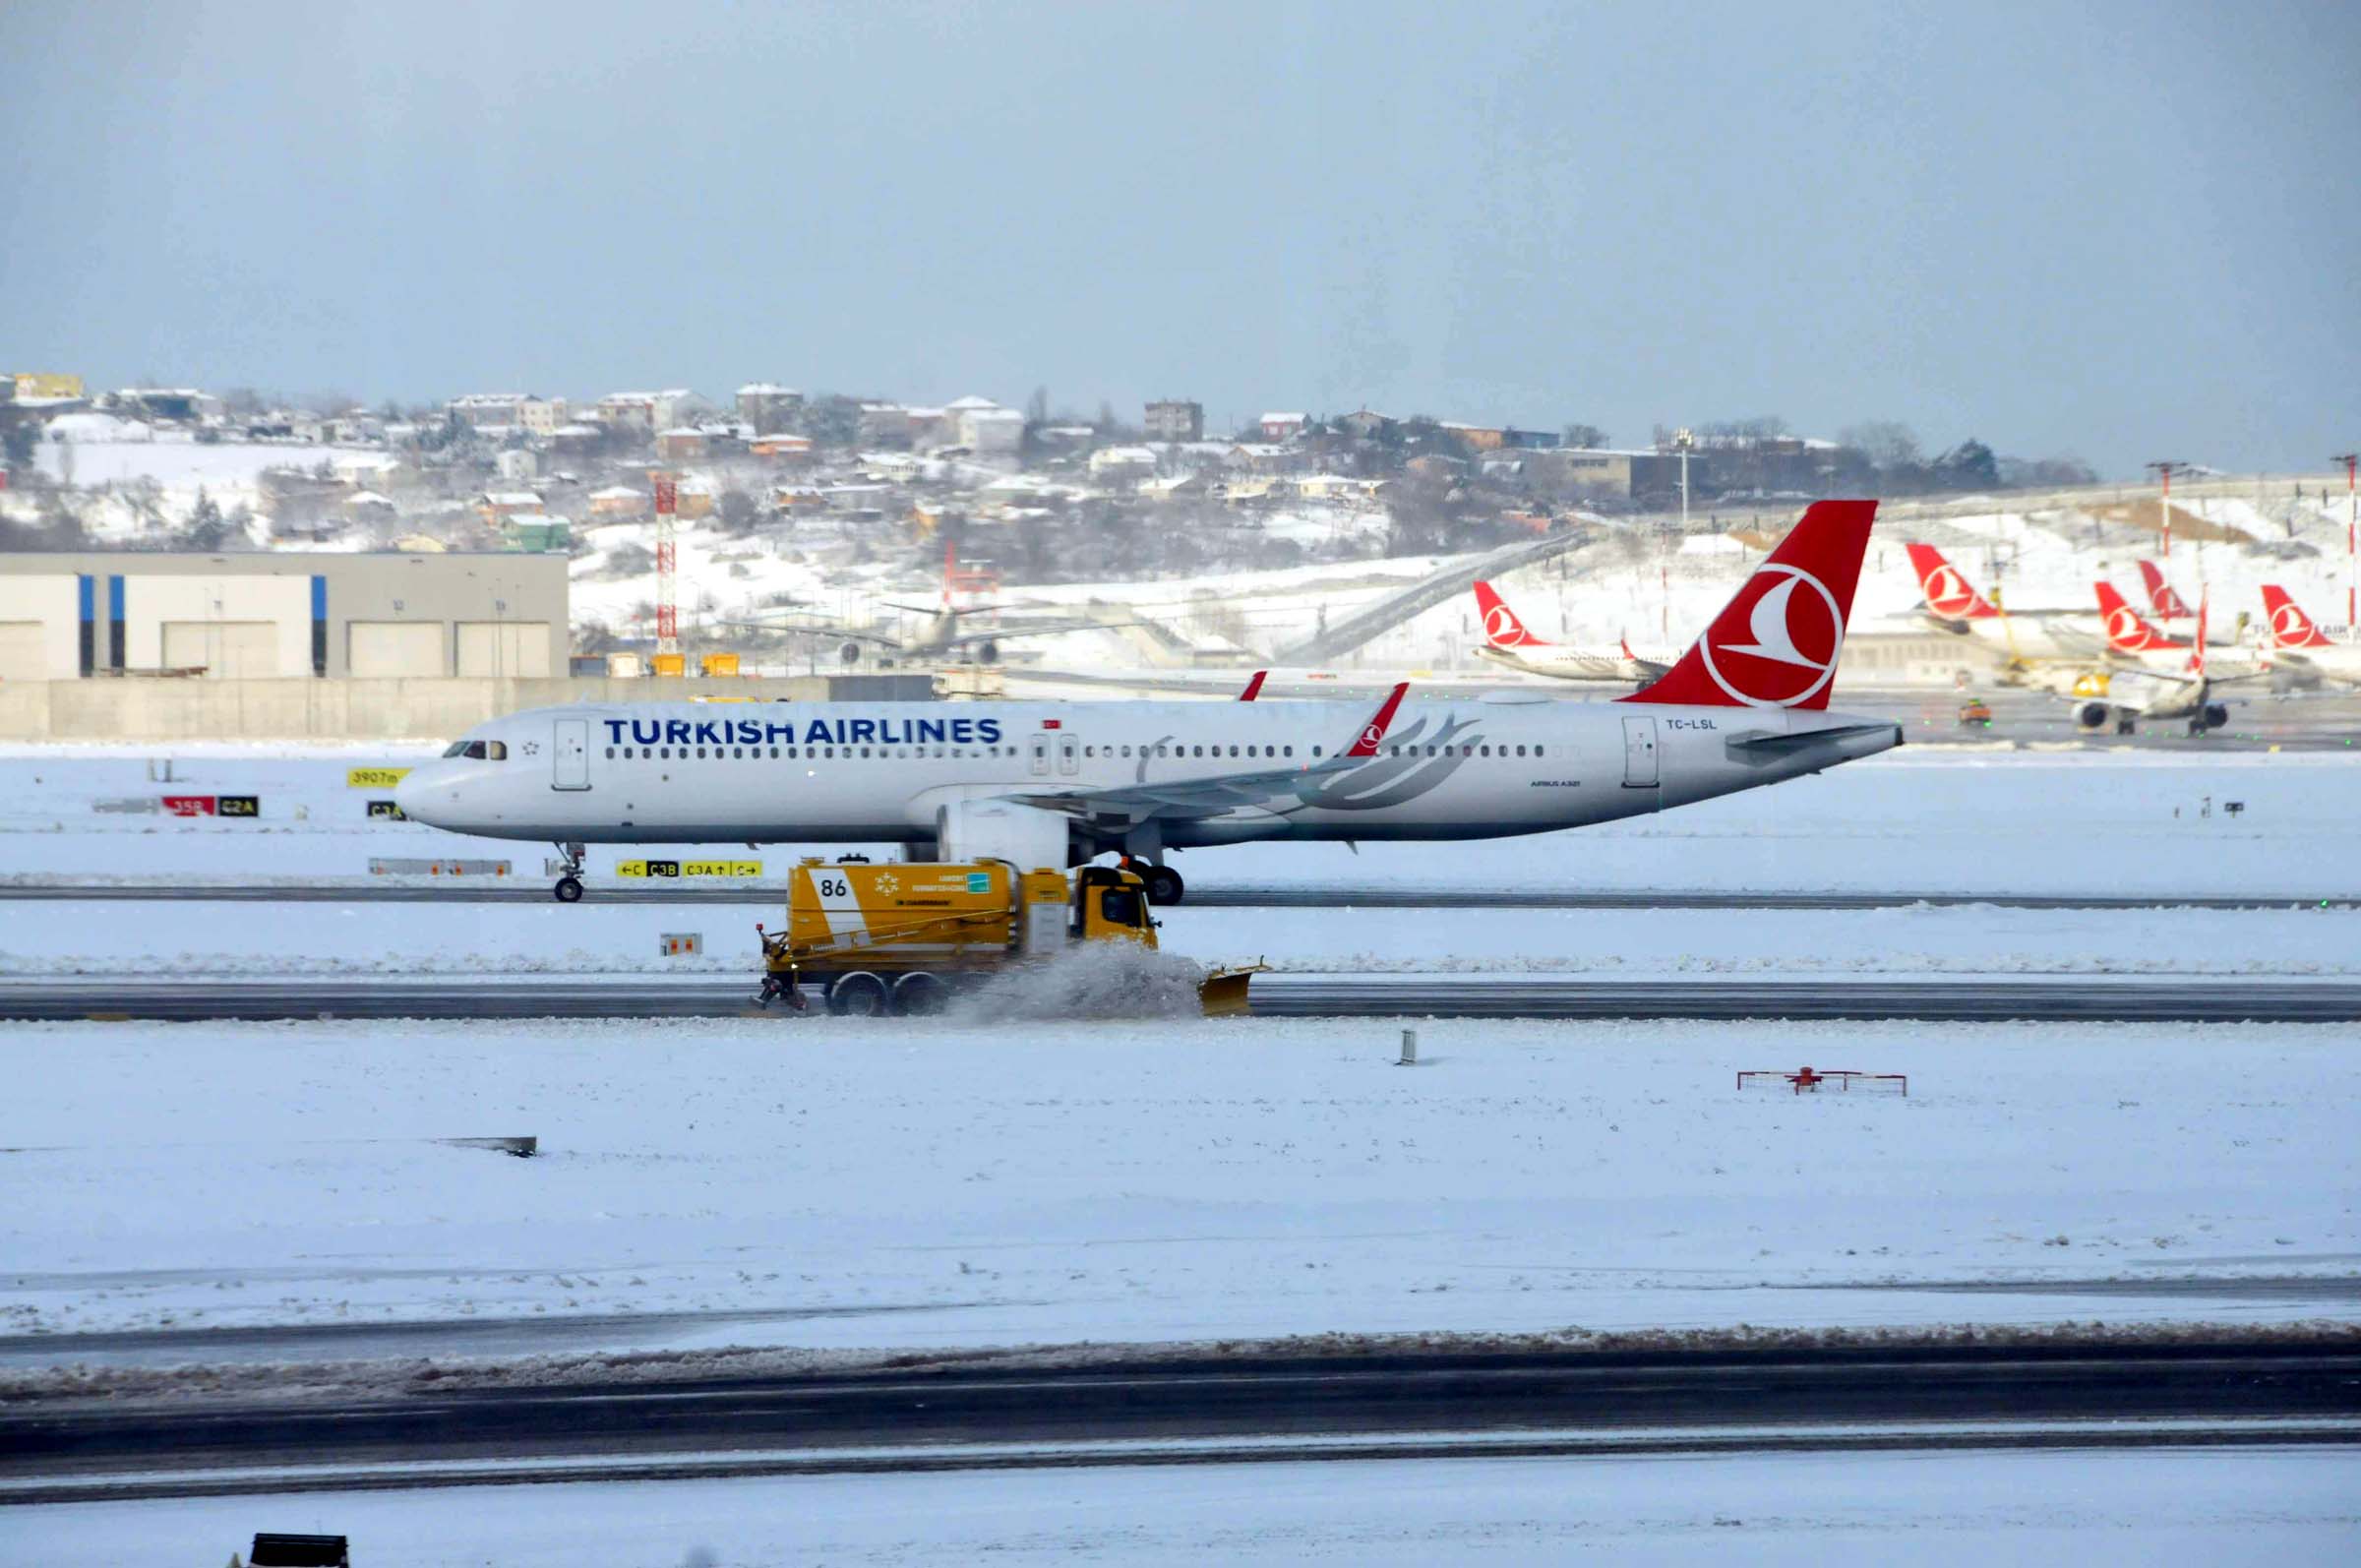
[0,574,81,679]
[0,676,942,742]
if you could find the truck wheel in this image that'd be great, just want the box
[827,972,889,1017]
[1142,864,1185,905]
[892,972,949,1015]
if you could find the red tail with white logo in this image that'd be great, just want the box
[1473,580,1547,647]
[1905,542,2000,619]
[2261,585,2332,649]
[2095,581,2188,653]
[2138,560,2192,619]
[1621,500,1878,711]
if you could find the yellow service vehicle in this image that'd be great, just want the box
[755,859,1261,1017]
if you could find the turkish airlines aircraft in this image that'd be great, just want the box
[2260,586,2361,687]
[398,501,1902,904]
[2137,559,2193,621]
[2074,589,2262,736]
[1470,580,1672,684]
[1904,544,2101,661]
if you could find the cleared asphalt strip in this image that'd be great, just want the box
[4,977,2360,1022]
[0,882,2349,909]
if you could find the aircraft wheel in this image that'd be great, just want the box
[1142,864,1185,906]
[892,972,949,1016]
[554,876,583,903]
[2116,718,2137,736]
[828,972,889,1017]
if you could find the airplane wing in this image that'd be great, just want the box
[1001,684,1409,824]
[718,616,904,648]
[937,617,1120,650]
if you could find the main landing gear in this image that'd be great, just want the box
[552,840,585,903]
[1121,857,1185,906]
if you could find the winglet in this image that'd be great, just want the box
[1345,682,1410,757]
[1239,670,1268,702]
[2191,590,2209,676]
[1474,580,1546,646]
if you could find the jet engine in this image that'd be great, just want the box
[2076,701,2111,732]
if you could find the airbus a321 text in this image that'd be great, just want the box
[399,501,1903,903]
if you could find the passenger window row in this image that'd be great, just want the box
[596,739,1543,762]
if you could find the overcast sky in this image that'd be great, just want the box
[3,0,2354,477]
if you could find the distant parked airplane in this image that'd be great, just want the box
[1470,580,1672,684]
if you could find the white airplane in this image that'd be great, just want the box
[1904,543,2104,663]
[398,501,1903,904]
[1471,580,1672,684]
[2071,587,2261,736]
[2260,585,2361,687]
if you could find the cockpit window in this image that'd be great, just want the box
[442,740,508,760]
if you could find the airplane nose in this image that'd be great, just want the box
[393,765,440,824]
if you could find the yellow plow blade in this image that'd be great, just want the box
[1197,962,1268,1018]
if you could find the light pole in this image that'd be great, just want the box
[1672,427,1694,533]
[2335,452,2359,642]
[2145,460,2188,560]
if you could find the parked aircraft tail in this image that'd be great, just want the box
[2261,585,2333,649]
[2095,580,2188,653]
[1621,500,1878,711]
[1473,580,1547,647]
[2138,559,2192,619]
[1905,542,2000,620]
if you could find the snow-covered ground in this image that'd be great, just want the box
[11,1446,2355,1565]
[4,1015,2352,1345]
[2,747,2355,900]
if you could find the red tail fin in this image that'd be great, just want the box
[2262,585,2331,648]
[1473,580,1546,646]
[1238,670,1267,701]
[1621,500,1877,711]
[2095,581,2186,652]
[2138,559,2192,619]
[1905,542,1999,619]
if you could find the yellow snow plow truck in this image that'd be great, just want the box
[755,859,1263,1017]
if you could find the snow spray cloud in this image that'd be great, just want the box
[952,940,1208,1023]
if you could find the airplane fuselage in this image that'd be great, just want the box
[396,696,1901,851]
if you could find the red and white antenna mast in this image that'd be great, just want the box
[653,475,680,656]
[2333,452,2358,643]
[2146,459,2186,560]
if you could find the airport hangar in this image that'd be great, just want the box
[0,551,569,682]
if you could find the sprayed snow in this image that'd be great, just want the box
[952,940,1210,1021]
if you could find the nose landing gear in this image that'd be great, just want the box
[552,840,586,903]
